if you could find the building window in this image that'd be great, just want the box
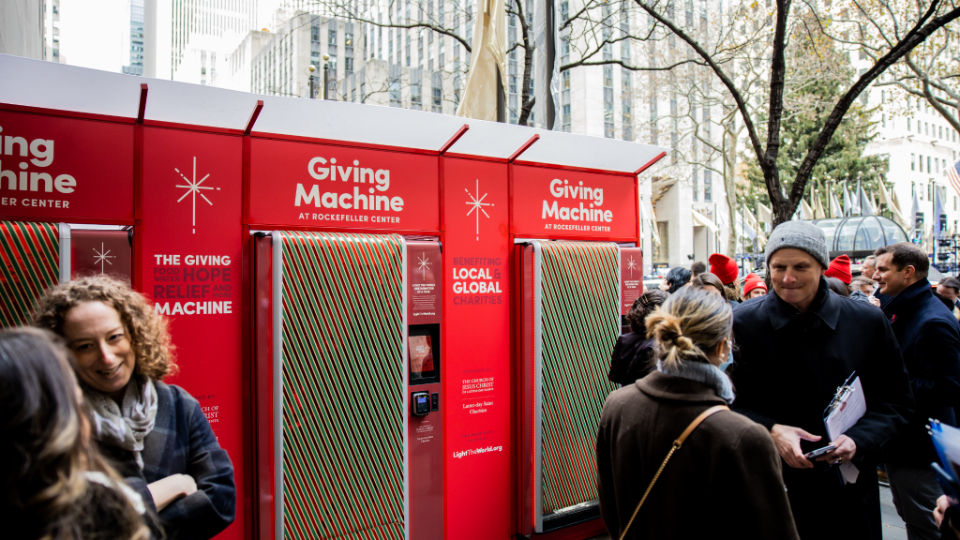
[692,168,698,201]
[622,68,632,141]
[312,27,320,41]
[704,169,712,202]
[345,57,353,73]
[411,69,422,110]
[603,66,614,138]
[912,153,916,171]
[389,65,401,107]
[329,29,337,46]
[920,155,924,172]
[432,71,442,112]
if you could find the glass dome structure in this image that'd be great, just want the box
[810,215,909,257]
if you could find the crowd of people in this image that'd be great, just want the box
[603,221,960,540]
[2,277,235,540]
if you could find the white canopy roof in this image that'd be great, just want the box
[0,54,667,174]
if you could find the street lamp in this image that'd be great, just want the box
[322,54,330,100]
[308,65,316,99]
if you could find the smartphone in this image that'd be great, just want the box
[804,445,836,460]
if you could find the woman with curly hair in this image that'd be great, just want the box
[34,276,235,540]
[1,327,150,540]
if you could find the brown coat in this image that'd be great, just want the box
[597,371,799,540]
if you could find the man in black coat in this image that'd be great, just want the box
[875,242,960,540]
[732,221,914,540]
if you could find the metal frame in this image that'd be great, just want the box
[400,235,410,540]
[271,231,409,540]
[532,240,545,533]
[58,223,71,282]
[271,230,284,540]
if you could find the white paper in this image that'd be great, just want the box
[825,376,866,485]
[826,377,867,441]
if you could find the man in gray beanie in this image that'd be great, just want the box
[730,220,914,540]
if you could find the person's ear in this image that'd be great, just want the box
[904,265,916,279]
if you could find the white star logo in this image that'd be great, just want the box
[417,252,431,279]
[92,242,115,274]
[465,179,492,241]
[627,255,638,277]
[175,157,219,234]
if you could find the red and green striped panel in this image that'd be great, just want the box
[0,221,59,328]
[280,231,405,540]
[539,241,619,515]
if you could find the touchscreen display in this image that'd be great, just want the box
[409,335,435,380]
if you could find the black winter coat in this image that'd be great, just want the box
[731,278,914,540]
[608,332,656,386]
[881,279,960,467]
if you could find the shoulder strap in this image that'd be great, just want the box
[617,404,729,540]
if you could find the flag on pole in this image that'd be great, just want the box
[456,0,507,121]
[843,185,854,217]
[757,202,773,231]
[948,158,960,199]
[910,187,923,241]
[830,190,843,218]
[814,193,827,219]
[858,183,875,216]
[891,189,910,229]
[801,198,815,220]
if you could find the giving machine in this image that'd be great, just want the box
[252,233,443,540]
[247,121,447,540]
[512,163,644,538]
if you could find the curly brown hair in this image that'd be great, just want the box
[32,276,176,381]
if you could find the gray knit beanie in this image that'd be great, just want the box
[764,221,829,269]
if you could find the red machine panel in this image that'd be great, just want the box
[0,110,134,223]
[441,157,511,540]
[247,138,440,232]
[512,165,637,241]
[407,241,443,540]
[139,127,246,540]
[620,247,643,315]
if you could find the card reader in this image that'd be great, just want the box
[411,391,431,417]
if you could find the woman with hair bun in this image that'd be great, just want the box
[597,287,799,540]
[34,276,235,540]
[0,327,150,540]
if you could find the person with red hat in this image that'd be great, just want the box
[709,253,739,285]
[709,253,742,305]
[825,255,852,285]
[742,273,767,300]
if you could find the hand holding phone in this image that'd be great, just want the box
[803,445,836,460]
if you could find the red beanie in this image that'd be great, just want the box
[708,253,739,285]
[743,273,767,296]
[825,255,852,284]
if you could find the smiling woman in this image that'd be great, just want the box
[33,276,236,540]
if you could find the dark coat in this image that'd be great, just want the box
[99,382,236,540]
[881,279,960,467]
[597,372,800,540]
[607,331,656,385]
[731,278,914,540]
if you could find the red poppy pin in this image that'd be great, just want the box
[891,315,897,324]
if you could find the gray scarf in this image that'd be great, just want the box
[657,359,736,404]
[85,375,158,469]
